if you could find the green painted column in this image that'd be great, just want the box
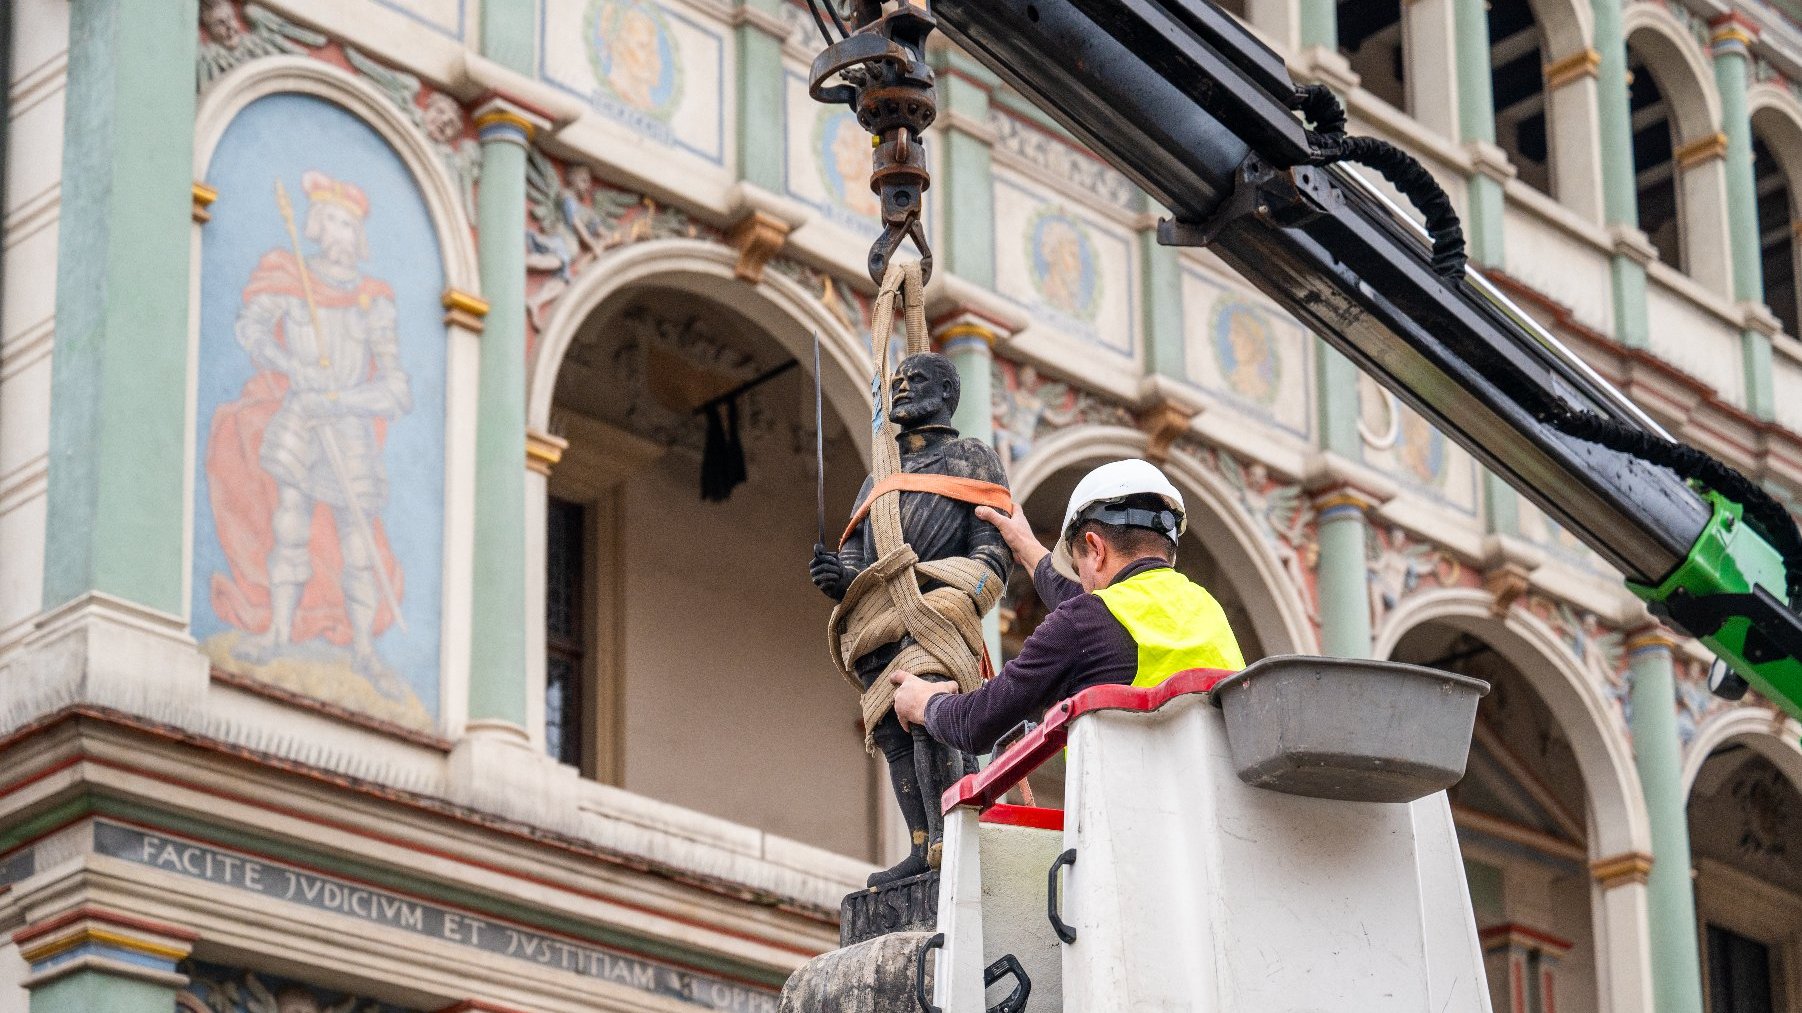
[466,105,534,730]
[481,0,536,74]
[1142,232,1186,381]
[17,910,196,1013]
[736,0,786,192]
[1300,0,1337,50]
[1453,0,1506,269]
[933,50,998,289]
[1712,18,1775,419]
[1313,491,1374,659]
[1625,627,1706,1013]
[937,319,1004,662]
[41,0,198,615]
[28,970,181,1013]
[1593,0,1652,348]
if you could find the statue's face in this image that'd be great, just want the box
[889,353,958,427]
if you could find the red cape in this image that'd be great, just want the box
[206,250,405,646]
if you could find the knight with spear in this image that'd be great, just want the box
[207,171,412,699]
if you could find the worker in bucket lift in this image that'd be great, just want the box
[891,458,1246,754]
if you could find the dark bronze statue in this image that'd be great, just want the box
[811,352,1012,887]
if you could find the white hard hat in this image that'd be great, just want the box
[1050,458,1186,579]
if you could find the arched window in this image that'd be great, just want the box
[1488,1,1551,195]
[1338,0,1408,113]
[1688,743,1802,1010]
[1627,48,1683,269]
[1391,623,1597,1013]
[1753,125,1799,338]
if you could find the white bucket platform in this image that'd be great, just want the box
[928,660,1494,1013]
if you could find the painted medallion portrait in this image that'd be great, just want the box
[586,0,683,120]
[194,93,446,731]
[1398,408,1448,488]
[1211,298,1280,406]
[816,107,881,219]
[1026,208,1101,322]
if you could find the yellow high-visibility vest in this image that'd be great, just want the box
[1092,567,1245,688]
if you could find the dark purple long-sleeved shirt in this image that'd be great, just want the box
[923,554,1171,753]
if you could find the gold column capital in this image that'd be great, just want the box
[1589,851,1654,889]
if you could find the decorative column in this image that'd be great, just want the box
[32,0,207,710]
[465,99,542,739]
[15,908,198,1012]
[735,0,787,194]
[1626,625,1706,1013]
[1453,0,1507,269]
[1300,0,1337,50]
[1311,487,1378,659]
[1479,924,1573,1013]
[931,49,999,289]
[1590,850,1657,1013]
[1592,0,1653,349]
[1711,15,1775,419]
[1406,0,1461,141]
[1141,231,1186,383]
[934,312,1006,664]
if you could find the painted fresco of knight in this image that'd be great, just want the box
[810,352,1013,886]
[206,171,412,700]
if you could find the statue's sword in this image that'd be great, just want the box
[273,179,408,633]
[813,330,827,546]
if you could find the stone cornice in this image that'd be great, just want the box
[1589,851,1654,889]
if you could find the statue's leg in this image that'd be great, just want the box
[867,710,934,888]
[910,679,968,867]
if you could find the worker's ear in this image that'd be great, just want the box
[1083,530,1107,563]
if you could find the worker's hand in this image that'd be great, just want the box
[975,505,1049,573]
[810,543,851,601]
[891,669,955,731]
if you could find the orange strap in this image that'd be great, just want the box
[840,474,1015,548]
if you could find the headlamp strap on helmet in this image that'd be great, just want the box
[1068,502,1180,543]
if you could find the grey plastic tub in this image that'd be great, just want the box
[1210,656,1489,803]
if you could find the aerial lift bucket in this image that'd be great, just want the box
[923,655,1493,1013]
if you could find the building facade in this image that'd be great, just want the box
[4,0,1802,1010]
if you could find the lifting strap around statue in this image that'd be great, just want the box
[838,474,1014,549]
[828,262,1006,752]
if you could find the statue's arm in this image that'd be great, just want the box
[812,476,873,601]
[962,440,1014,581]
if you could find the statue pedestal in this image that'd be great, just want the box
[839,870,939,947]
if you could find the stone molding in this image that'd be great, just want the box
[442,287,490,332]
[191,181,219,224]
[1544,49,1603,91]
[524,428,569,477]
[15,904,199,990]
[726,210,793,284]
[1674,132,1729,171]
[1480,534,1546,617]
[1590,851,1655,889]
[1302,453,1400,517]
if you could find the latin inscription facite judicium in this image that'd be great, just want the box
[92,822,777,1013]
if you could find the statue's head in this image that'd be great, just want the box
[889,352,959,429]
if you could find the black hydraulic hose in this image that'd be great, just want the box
[1551,407,1802,607]
[1321,136,1467,278]
[1290,85,1466,278]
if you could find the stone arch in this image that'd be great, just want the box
[1748,86,1802,337]
[1006,424,1317,657]
[1682,706,1802,797]
[1622,6,1733,291]
[194,54,480,292]
[1379,588,1654,1011]
[1375,588,1651,856]
[527,239,874,461]
[1526,0,1592,61]
[1619,9,1722,142]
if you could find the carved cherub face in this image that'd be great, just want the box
[202,0,243,47]
[888,353,959,428]
[566,163,595,195]
[421,93,463,146]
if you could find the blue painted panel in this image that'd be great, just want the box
[194,94,447,730]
